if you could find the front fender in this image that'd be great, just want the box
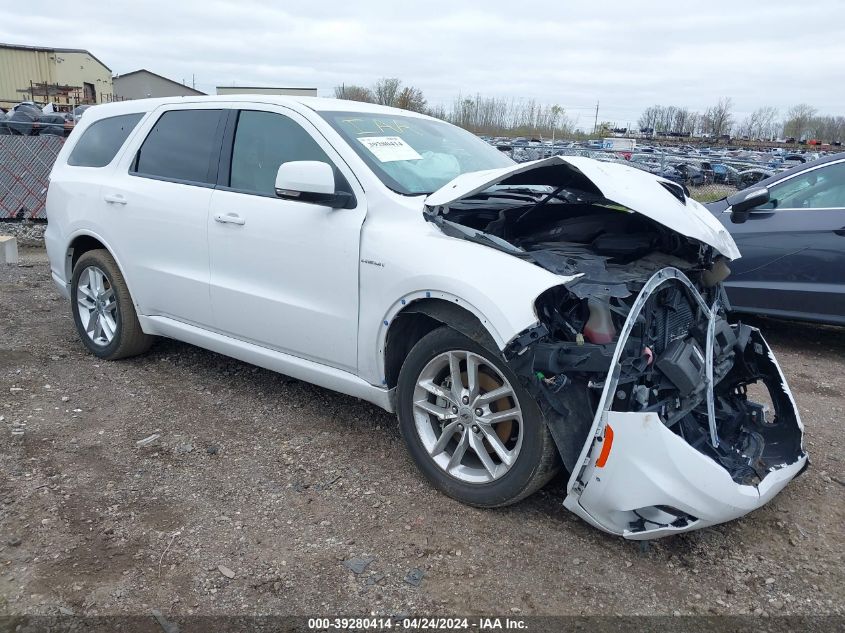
[357,219,575,385]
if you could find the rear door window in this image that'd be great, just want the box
[67,113,143,167]
[132,109,223,185]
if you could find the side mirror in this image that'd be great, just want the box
[727,187,769,224]
[274,161,353,209]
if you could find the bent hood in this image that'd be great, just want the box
[425,155,741,260]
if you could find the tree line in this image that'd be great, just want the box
[638,99,845,143]
[335,78,428,115]
[334,78,574,138]
[335,79,844,143]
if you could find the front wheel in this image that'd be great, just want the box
[71,249,154,360]
[397,327,559,507]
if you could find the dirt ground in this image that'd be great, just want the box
[1,247,843,620]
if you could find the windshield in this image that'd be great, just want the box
[319,111,514,195]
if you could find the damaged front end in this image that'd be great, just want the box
[520,268,806,539]
[426,156,807,539]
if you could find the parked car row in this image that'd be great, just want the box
[487,135,836,190]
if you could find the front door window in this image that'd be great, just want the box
[762,162,845,210]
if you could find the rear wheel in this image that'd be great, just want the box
[397,327,559,507]
[71,249,154,360]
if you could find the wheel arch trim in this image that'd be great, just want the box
[376,290,514,387]
[64,230,139,311]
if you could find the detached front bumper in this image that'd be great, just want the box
[561,268,807,539]
[563,410,807,539]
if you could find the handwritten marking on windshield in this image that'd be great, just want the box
[341,118,413,136]
[374,119,410,134]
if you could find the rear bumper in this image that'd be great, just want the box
[563,411,808,539]
[44,223,70,300]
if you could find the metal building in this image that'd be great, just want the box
[113,69,206,100]
[0,43,113,109]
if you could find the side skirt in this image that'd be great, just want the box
[138,315,394,412]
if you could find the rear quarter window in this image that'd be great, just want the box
[66,113,144,167]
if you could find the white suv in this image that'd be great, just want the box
[45,96,807,539]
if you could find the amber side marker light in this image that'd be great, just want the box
[595,425,614,468]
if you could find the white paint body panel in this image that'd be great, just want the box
[356,209,575,384]
[275,160,336,195]
[563,411,807,539]
[425,155,741,260]
[207,104,367,372]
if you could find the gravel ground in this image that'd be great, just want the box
[1,247,843,620]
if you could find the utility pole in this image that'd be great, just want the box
[550,105,562,158]
[593,100,599,135]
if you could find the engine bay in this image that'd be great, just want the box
[428,188,805,490]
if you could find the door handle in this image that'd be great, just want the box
[214,212,246,226]
[835,227,845,237]
[746,210,775,220]
[103,193,127,205]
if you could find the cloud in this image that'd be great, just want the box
[2,0,842,125]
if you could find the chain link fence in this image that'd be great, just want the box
[0,135,64,220]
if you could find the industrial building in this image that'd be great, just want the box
[216,86,318,97]
[0,43,113,110]
[113,69,206,100]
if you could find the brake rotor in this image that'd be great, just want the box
[463,367,514,447]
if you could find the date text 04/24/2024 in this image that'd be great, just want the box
[306,616,528,630]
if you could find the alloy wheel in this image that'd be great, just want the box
[412,350,523,484]
[75,265,118,347]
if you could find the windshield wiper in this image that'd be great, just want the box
[488,185,553,195]
[459,184,558,202]
[465,190,545,203]
[514,185,567,225]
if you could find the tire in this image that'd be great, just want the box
[397,327,559,508]
[70,249,153,360]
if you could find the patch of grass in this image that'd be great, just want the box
[689,184,736,203]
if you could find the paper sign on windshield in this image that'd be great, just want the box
[358,136,422,162]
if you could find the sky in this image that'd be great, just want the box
[2,1,843,129]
